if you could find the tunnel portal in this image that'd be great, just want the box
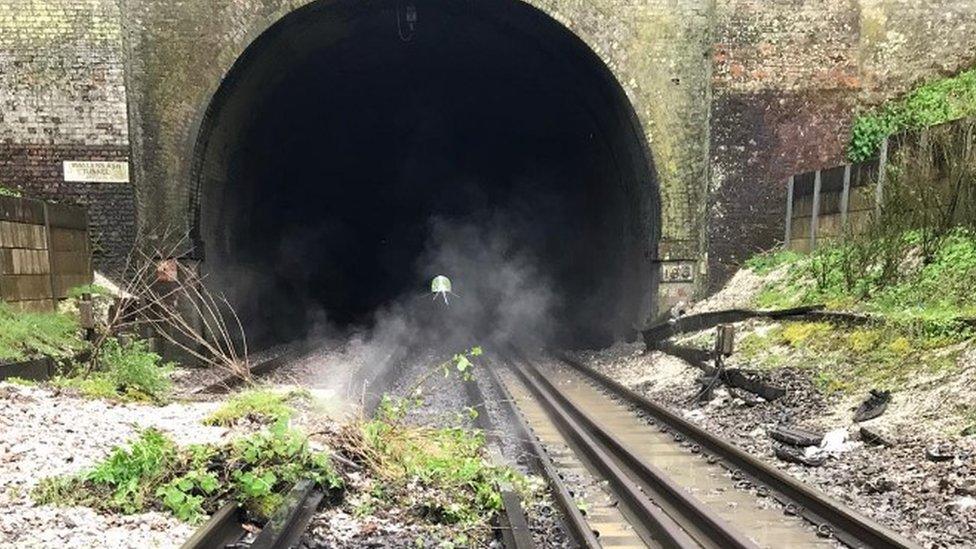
[192,0,659,348]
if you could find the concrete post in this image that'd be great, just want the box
[840,164,851,235]
[810,170,822,251]
[875,137,889,216]
[784,176,795,250]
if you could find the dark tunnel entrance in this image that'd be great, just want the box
[192,0,659,349]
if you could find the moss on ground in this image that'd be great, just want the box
[729,320,964,394]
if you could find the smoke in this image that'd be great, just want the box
[290,208,560,409]
[413,213,556,350]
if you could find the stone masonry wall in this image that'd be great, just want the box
[707,0,976,291]
[0,0,133,274]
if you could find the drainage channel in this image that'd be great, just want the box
[495,349,916,548]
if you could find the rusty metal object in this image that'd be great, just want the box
[156,258,178,283]
[715,323,735,357]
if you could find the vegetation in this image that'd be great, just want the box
[54,339,174,403]
[34,346,527,543]
[744,249,803,276]
[0,303,86,363]
[204,388,310,427]
[34,423,342,523]
[735,321,962,393]
[338,346,526,534]
[849,67,976,161]
[755,229,976,335]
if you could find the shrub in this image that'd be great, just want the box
[849,67,976,161]
[54,338,173,402]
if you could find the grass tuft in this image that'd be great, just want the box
[0,303,84,363]
[204,388,310,426]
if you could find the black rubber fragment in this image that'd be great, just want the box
[853,389,891,422]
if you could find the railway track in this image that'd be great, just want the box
[492,349,920,549]
[181,335,918,548]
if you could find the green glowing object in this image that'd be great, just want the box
[431,275,453,304]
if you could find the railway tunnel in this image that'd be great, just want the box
[191,0,659,349]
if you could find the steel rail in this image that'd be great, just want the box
[179,501,246,549]
[508,354,702,548]
[462,362,535,549]
[515,353,760,549]
[554,352,920,549]
[511,353,760,549]
[481,358,601,549]
[250,479,324,549]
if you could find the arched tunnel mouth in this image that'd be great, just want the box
[193,0,659,350]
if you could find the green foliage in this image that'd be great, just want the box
[751,229,976,340]
[54,338,174,402]
[354,345,525,529]
[360,417,520,526]
[33,424,342,524]
[2,376,37,386]
[100,339,173,399]
[66,284,113,299]
[204,388,309,427]
[0,186,21,198]
[744,249,803,275]
[733,320,962,394]
[0,303,85,363]
[849,67,976,161]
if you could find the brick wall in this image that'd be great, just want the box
[0,0,133,275]
[707,0,976,291]
[3,0,976,305]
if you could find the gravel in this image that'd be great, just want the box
[0,382,227,548]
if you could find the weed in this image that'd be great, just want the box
[0,303,85,363]
[745,249,803,275]
[3,377,37,386]
[65,284,113,299]
[33,423,341,524]
[204,388,309,427]
[780,322,832,348]
[54,338,173,402]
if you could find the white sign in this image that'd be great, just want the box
[63,161,130,183]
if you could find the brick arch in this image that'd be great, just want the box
[185,0,662,342]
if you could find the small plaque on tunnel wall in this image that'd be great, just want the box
[63,161,130,183]
[661,262,695,283]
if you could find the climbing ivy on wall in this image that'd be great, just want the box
[848,67,976,162]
